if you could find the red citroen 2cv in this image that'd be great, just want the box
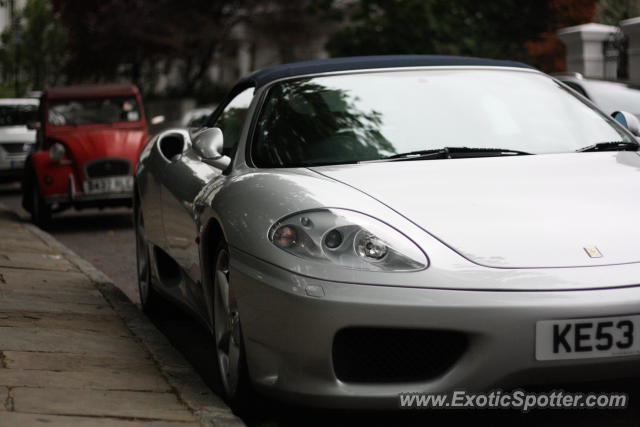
[22,84,149,225]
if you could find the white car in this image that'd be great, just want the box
[0,98,39,182]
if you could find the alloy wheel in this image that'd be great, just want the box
[135,208,151,305]
[213,247,241,397]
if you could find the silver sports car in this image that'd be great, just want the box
[134,55,640,408]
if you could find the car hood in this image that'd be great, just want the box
[0,126,36,143]
[52,127,146,162]
[310,152,640,268]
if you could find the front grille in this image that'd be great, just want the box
[86,159,130,178]
[1,143,30,154]
[332,327,468,383]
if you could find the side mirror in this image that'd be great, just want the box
[192,127,230,169]
[26,121,40,130]
[612,111,640,136]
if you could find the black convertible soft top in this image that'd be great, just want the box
[241,55,533,89]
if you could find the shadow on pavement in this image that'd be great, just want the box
[43,211,133,233]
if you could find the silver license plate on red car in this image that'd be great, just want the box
[84,176,133,194]
[536,315,640,360]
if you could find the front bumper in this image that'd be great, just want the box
[232,249,640,408]
[42,172,132,208]
[0,155,27,178]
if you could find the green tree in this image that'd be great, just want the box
[318,0,550,63]
[0,0,68,95]
[51,0,259,96]
[597,0,640,25]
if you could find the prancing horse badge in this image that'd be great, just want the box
[584,247,603,258]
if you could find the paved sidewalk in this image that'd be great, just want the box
[0,208,242,426]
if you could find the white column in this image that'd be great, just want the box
[237,40,252,78]
[621,18,640,84]
[557,23,618,79]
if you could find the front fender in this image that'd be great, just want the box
[30,150,75,197]
[207,169,443,286]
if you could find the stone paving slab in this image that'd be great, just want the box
[0,369,171,392]
[3,351,156,373]
[0,297,113,316]
[0,385,7,411]
[12,388,198,421]
[0,267,96,290]
[0,413,200,427]
[0,251,78,272]
[0,312,129,335]
[0,288,108,305]
[0,327,149,358]
[0,235,57,254]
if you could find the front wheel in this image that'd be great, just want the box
[212,241,252,410]
[135,206,164,315]
[29,178,51,227]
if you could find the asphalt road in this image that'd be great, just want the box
[2,181,640,426]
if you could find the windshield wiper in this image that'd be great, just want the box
[576,141,640,152]
[366,146,532,163]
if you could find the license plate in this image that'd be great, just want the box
[536,315,640,360]
[84,176,133,194]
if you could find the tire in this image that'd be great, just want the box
[135,205,164,315]
[211,240,252,410]
[29,176,51,227]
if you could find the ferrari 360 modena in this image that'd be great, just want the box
[134,55,640,408]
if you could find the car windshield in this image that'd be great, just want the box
[0,104,38,127]
[252,69,633,167]
[48,96,141,126]
[583,80,640,118]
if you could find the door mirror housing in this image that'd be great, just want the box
[612,111,640,136]
[193,127,230,169]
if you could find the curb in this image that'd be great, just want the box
[3,206,244,427]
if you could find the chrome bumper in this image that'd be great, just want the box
[44,173,132,204]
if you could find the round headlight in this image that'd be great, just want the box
[355,231,388,260]
[273,225,298,248]
[49,143,66,161]
[324,229,343,249]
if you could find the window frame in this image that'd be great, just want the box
[205,86,255,160]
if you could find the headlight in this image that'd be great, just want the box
[49,142,66,161]
[269,209,428,271]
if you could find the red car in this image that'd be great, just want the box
[22,84,148,225]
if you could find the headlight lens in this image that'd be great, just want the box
[269,209,428,271]
[49,142,66,161]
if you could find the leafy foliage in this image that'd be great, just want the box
[320,0,551,63]
[50,0,258,95]
[597,0,640,25]
[525,0,596,72]
[0,0,68,95]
